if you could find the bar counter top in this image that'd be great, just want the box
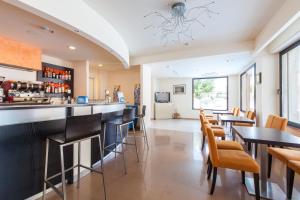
[0,102,124,110]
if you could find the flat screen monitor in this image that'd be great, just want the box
[155,92,170,103]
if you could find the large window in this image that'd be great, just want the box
[280,41,300,127]
[192,77,228,110]
[240,64,256,112]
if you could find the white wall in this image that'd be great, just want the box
[152,75,239,119]
[141,65,152,126]
[255,51,280,126]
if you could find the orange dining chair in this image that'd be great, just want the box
[206,127,260,199]
[233,107,240,116]
[233,111,255,127]
[202,123,243,151]
[286,160,300,199]
[266,115,289,177]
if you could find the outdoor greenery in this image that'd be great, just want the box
[193,79,214,98]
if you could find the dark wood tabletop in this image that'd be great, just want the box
[212,111,233,115]
[220,116,255,123]
[232,126,300,148]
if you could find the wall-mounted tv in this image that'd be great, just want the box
[155,92,170,103]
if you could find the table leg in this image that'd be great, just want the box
[244,144,286,199]
[230,123,235,141]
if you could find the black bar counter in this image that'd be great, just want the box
[0,103,126,199]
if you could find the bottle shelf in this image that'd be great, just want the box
[37,62,74,98]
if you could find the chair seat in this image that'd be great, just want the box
[48,132,99,144]
[268,147,300,164]
[211,125,223,129]
[208,119,218,125]
[205,114,214,118]
[108,117,133,125]
[288,160,300,174]
[233,122,253,127]
[48,132,66,144]
[212,128,225,137]
[216,150,260,173]
[217,140,243,150]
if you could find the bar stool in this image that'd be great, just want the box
[135,105,149,149]
[42,113,106,200]
[104,108,139,174]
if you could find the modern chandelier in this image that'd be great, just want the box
[144,0,218,46]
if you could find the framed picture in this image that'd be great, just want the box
[173,84,186,95]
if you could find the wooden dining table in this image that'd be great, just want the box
[212,110,233,121]
[232,126,300,199]
[220,116,255,137]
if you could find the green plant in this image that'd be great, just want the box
[194,79,214,98]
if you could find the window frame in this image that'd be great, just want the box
[192,76,229,111]
[280,40,300,128]
[240,63,256,112]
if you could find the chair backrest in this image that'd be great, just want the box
[206,126,219,165]
[200,114,206,132]
[265,115,275,128]
[65,113,102,142]
[141,105,146,117]
[247,111,256,120]
[122,108,136,122]
[270,115,288,131]
[233,107,240,116]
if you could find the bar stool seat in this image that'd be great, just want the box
[135,105,150,149]
[43,113,107,200]
[104,108,139,174]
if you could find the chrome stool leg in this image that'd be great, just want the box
[77,142,81,188]
[42,139,49,200]
[119,125,127,174]
[60,145,67,200]
[115,125,118,158]
[132,122,139,162]
[102,123,106,164]
[98,135,107,200]
[141,118,149,150]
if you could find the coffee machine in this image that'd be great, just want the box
[2,80,50,104]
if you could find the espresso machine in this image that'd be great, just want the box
[1,80,50,104]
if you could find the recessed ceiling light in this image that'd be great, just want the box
[98,64,103,67]
[68,45,76,50]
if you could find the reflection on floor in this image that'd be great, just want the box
[41,119,300,200]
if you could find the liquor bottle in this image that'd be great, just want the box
[48,68,51,78]
[56,70,59,79]
[68,71,71,81]
[52,69,56,79]
[51,82,55,93]
[43,68,47,78]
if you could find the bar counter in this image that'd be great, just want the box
[0,102,126,199]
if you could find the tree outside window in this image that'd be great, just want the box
[193,77,228,110]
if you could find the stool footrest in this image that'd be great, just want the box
[46,165,78,181]
[45,180,64,199]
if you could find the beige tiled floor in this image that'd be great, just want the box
[42,119,300,200]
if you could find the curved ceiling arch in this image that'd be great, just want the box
[4,0,130,68]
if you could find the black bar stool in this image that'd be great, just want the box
[104,108,139,174]
[42,113,106,200]
[135,105,149,149]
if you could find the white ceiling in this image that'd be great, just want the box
[149,52,252,78]
[84,0,285,57]
[0,1,122,68]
